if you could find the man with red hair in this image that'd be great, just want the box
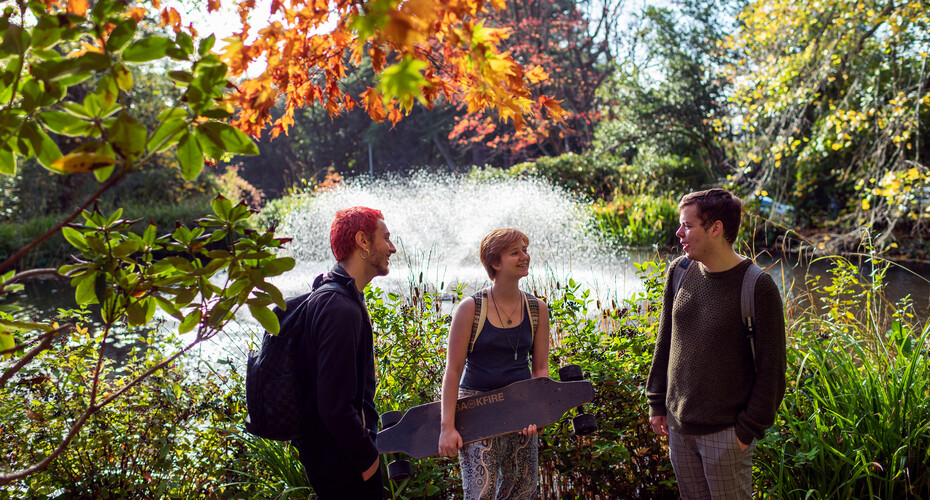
[288,206,396,498]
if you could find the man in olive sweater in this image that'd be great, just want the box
[647,189,786,499]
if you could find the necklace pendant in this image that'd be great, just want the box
[514,352,518,360]
[507,319,512,325]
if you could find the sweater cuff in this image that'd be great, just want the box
[648,404,667,418]
[734,424,755,445]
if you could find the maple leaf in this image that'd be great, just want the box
[378,56,428,111]
[525,66,548,84]
[369,46,386,73]
[360,88,386,123]
[66,0,89,16]
[387,104,403,126]
[539,95,567,122]
[127,7,146,22]
[160,7,182,33]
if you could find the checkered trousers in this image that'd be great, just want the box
[668,426,757,499]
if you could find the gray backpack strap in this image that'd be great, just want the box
[671,258,692,297]
[469,289,489,353]
[741,263,764,369]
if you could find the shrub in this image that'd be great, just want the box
[0,197,214,270]
[0,312,258,498]
[512,153,625,201]
[591,193,680,248]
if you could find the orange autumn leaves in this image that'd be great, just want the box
[207,0,563,138]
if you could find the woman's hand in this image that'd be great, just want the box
[438,427,464,457]
[520,424,539,436]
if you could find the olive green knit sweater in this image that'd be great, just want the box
[646,257,787,444]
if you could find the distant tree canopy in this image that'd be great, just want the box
[448,0,621,166]
[725,0,930,238]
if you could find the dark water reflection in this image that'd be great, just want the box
[757,254,930,322]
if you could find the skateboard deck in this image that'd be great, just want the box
[377,377,594,459]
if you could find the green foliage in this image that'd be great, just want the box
[0,312,253,497]
[0,0,250,181]
[0,197,214,269]
[6,251,926,498]
[512,153,624,201]
[0,196,291,484]
[223,431,311,499]
[57,197,292,331]
[367,277,464,498]
[590,193,680,248]
[755,255,930,498]
[541,264,677,497]
[0,213,71,268]
[726,0,930,240]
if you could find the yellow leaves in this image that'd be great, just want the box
[525,66,548,84]
[861,198,870,210]
[49,153,115,175]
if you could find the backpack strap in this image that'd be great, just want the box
[468,289,540,354]
[468,289,489,353]
[671,257,692,297]
[741,263,764,369]
[523,292,539,343]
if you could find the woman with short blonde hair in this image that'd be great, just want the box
[438,228,550,499]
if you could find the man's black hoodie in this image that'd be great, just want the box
[286,264,379,483]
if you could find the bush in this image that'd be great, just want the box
[512,153,625,201]
[591,193,680,248]
[623,147,709,197]
[9,252,927,499]
[0,214,71,270]
[363,261,680,498]
[0,312,259,498]
[540,264,678,498]
[0,197,213,270]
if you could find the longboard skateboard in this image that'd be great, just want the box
[377,376,594,460]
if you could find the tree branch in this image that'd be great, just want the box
[0,325,71,387]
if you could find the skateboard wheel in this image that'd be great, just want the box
[571,413,597,435]
[388,459,412,482]
[558,364,584,382]
[381,410,403,429]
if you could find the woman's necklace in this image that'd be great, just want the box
[489,288,521,325]
[489,288,522,360]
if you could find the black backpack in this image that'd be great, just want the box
[244,279,348,440]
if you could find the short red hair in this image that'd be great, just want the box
[330,207,384,261]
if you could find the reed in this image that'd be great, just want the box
[756,255,930,498]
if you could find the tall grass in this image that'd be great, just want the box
[756,255,930,498]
